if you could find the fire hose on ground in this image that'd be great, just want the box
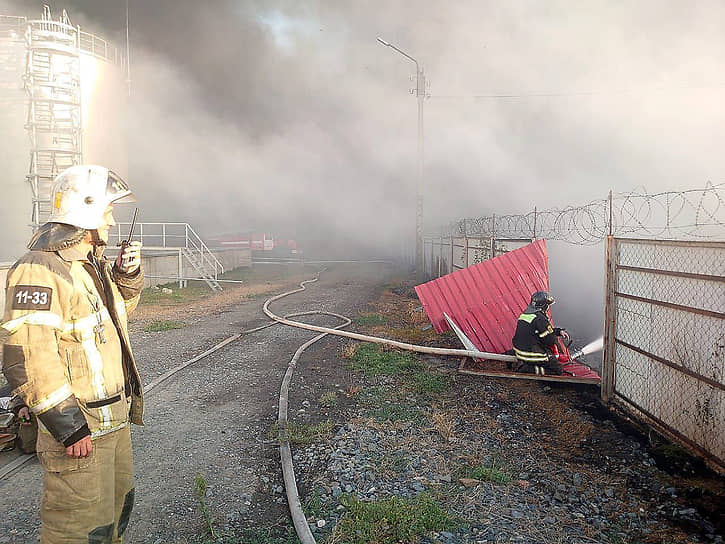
[262,273,526,544]
[264,274,602,543]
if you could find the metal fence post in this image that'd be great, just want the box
[601,235,618,403]
[462,220,469,268]
[450,235,454,274]
[438,233,443,277]
[177,249,183,289]
[423,238,427,278]
[464,234,469,268]
[608,190,613,237]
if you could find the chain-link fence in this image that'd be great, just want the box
[602,238,725,470]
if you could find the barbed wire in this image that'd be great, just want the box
[450,183,725,245]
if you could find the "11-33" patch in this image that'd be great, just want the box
[11,285,52,310]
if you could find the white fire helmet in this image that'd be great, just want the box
[48,165,136,230]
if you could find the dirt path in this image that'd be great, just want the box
[0,262,395,543]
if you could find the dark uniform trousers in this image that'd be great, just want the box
[38,425,134,544]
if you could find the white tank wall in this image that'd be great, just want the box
[0,31,31,262]
[0,39,128,262]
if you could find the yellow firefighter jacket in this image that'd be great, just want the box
[1,244,144,447]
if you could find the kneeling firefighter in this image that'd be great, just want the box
[512,291,570,375]
[1,165,144,543]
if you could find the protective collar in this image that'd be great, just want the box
[57,245,91,262]
[524,304,546,315]
[27,222,87,252]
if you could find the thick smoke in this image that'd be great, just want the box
[4,1,725,342]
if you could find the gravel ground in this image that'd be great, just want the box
[288,285,725,544]
[1,264,722,544]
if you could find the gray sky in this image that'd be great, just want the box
[4,0,725,341]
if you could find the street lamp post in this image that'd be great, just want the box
[377,37,426,280]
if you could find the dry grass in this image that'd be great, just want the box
[131,273,312,323]
[408,302,428,325]
[340,342,358,360]
[357,287,441,346]
[456,403,501,434]
[344,384,361,398]
[517,388,595,450]
[430,406,457,441]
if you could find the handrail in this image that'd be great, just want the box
[110,222,224,278]
[24,17,123,65]
[186,223,224,276]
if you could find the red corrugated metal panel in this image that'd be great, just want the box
[415,239,550,354]
[561,362,601,380]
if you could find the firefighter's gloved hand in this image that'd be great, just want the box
[18,407,31,425]
[555,327,571,343]
[116,241,142,274]
[557,352,570,363]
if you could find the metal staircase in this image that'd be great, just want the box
[109,222,224,292]
[180,248,222,291]
[24,7,82,227]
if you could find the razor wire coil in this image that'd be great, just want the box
[450,183,725,244]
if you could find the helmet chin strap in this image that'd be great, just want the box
[89,229,107,258]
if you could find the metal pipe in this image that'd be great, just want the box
[125,0,131,96]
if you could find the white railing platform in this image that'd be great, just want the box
[109,222,223,291]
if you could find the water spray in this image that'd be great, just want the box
[569,336,604,360]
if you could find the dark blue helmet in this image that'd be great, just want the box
[530,291,555,311]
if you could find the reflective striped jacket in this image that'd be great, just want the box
[511,306,556,363]
[1,246,144,447]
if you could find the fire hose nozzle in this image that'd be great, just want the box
[569,349,584,360]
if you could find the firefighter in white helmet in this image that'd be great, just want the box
[2,165,144,543]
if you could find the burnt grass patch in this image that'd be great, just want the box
[288,279,724,544]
